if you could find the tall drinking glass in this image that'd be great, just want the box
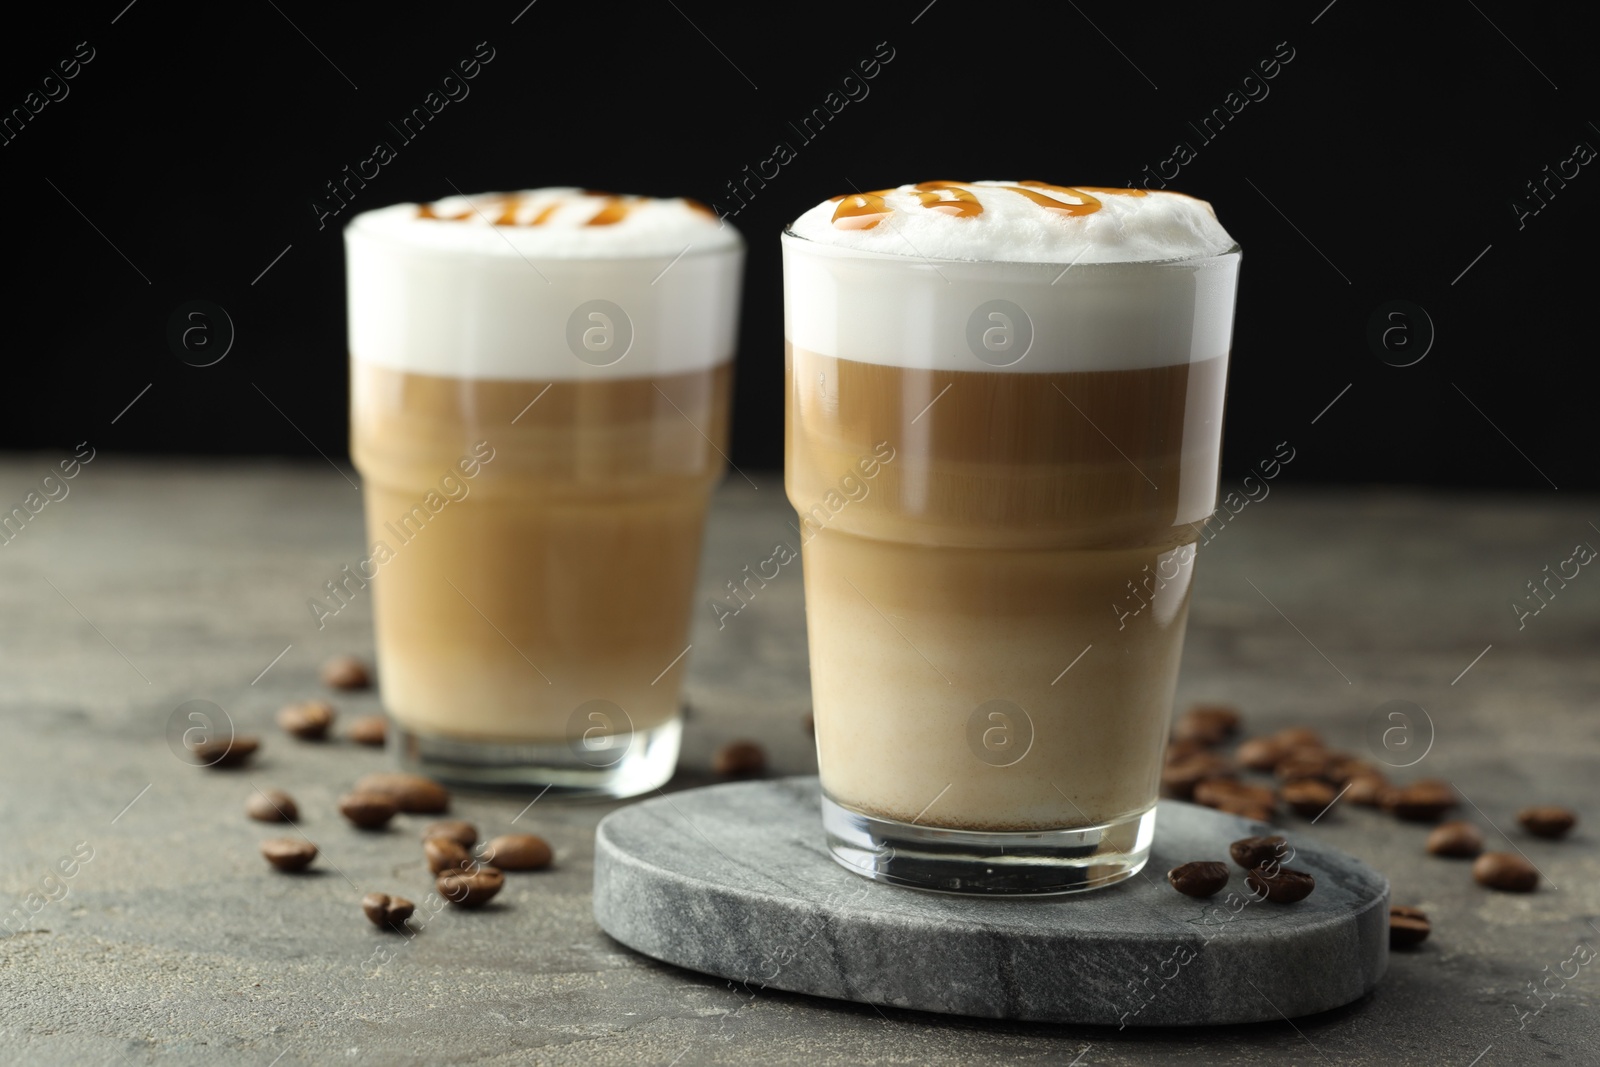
[783,180,1239,893]
[346,189,742,796]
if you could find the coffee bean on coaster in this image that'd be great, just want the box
[712,740,766,778]
[277,700,335,740]
[261,838,317,872]
[1160,753,1231,800]
[321,655,371,690]
[1246,866,1315,903]
[246,788,298,823]
[482,833,553,871]
[1389,905,1431,948]
[1518,806,1577,840]
[437,866,505,907]
[354,772,449,813]
[339,791,399,830]
[1172,704,1240,745]
[1236,736,1287,771]
[347,715,388,747]
[1382,779,1456,822]
[421,820,477,848]
[1425,820,1483,858]
[1167,861,1229,898]
[1229,835,1290,871]
[424,836,472,874]
[1280,779,1338,818]
[361,892,415,930]
[190,734,259,768]
[1473,852,1539,892]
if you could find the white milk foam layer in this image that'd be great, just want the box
[783,181,1239,373]
[346,189,743,381]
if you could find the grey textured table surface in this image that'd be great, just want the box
[1,458,1596,1066]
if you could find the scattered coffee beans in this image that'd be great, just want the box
[1382,779,1456,823]
[1173,705,1240,746]
[1236,736,1287,771]
[261,838,317,872]
[424,836,472,874]
[246,788,298,823]
[354,772,449,814]
[191,734,259,768]
[277,700,335,741]
[1280,779,1338,818]
[1425,821,1484,858]
[1160,753,1232,800]
[1389,905,1431,948]
[339,791,399,830]
[361,892,415,929]
[482,833,553,871]
[1167,861,1229,898]
[1229,835,1290,871]
[1473,852,1539,892]
[437,865,505,907]
[421,820,477,848]
[712,740,766,778]
[321,655,371,690]
[1246,865,1316,903]
[1518,806,1577,840]
[347,715,388,747]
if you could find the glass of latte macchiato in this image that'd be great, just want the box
[346,189,742,796]
[783,181,1239,893]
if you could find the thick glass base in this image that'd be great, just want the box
[396,716,681,799]
[822,793,1156,896]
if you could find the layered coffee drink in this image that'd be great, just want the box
[783,181,1239,892]
[347,189,742,794]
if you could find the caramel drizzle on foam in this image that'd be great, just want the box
[828,180,1147,230]
[416,190,709,228]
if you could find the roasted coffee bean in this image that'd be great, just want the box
[1195,778,1275,812]
[421,820,477,848]
[1275,727,1324,749]
[1173,705,1240,746]
[482,833,553,871]
[1164,737,1209,765]
[424,836,472,874]
[1389,905,1431,948]
[1280,779,1338,818]
[246,788,298,823]
[1274,750,1338,784]
[1518,806,1577,840]
[1426,820,1484,858]
[277,700,335,741]
[712,740,766,778]
[347,715,388,747]
[1160,753,1232,800]
[1473,852,1539,892]
[354,772,449,814]
[802,712,815,736]
[190,734,259,768]
[1236,736,1287,771]
[1229,835,1290,871]
[437,865,505,907]
[261,838,316,872]
[1246,865,1315,903]
[321,655,371,690]
[1328,756,1381,785]
[339,791,398,830]
[1383,779,1457,823]
[361,892,415,929]
[1344,772,1389,806]
[1167,861,1229,898]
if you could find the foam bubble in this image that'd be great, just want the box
[346,189,744,381]
[787,181,1234,265]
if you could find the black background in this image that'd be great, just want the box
[2,1,1593,488]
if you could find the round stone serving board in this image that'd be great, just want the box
[593,777,1389,1027]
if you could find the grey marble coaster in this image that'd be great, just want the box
[593,777,1389,1027]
